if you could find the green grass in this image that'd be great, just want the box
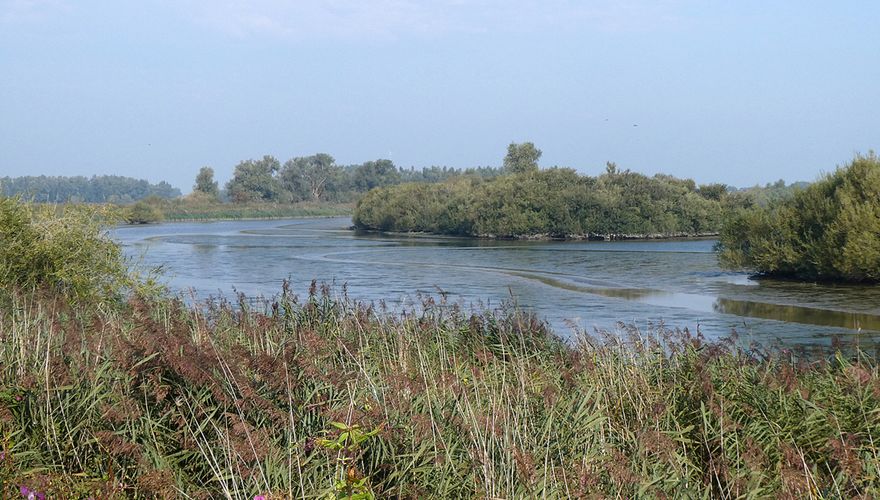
[1,285,878,498]
[158,201,352,221]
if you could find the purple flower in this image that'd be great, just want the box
[254,496,267,500]
[19,486,46,500]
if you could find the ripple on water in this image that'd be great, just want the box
[112,217,880,347]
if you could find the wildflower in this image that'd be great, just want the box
[254,496,267,500]
[19,486,46,500]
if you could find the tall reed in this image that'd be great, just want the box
[1,284,878,498]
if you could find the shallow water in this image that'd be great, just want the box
[113,217,880,347]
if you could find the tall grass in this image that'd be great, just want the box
[158,200,352,222]
[1,284,878,498]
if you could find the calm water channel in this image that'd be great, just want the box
[114,217,880,347]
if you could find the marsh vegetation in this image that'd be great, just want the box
[1,196,879,498]
[718,153,880,283]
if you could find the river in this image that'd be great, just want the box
[114,216,880,348]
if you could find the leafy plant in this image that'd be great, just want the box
[318,422,381,500]
[718,152,880,282]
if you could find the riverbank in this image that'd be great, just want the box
[1,285,878,498]
[124,200,353,223]
[355,227,721,241]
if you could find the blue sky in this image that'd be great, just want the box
[1,0,878,191]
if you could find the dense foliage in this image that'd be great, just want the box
[124,197,165,224]
[1,286,879,498]
[112,190,349,221]
[354,164,731,238]
[503,141,542,174]
[193,166,220,199]
[2,197,879,498]
[718,153,880,282]
[221,154,502,204]
[0,175,180,203]
[0,197,137,303]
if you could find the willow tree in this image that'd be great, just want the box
[717,153,880,282]
[503,142,542,174]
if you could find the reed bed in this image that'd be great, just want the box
[0,284,878,498]
[159,202,351,222]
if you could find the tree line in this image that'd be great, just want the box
[192,156,502,204]
[0,175,180,203]
[353,142,744,239]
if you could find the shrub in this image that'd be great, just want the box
[0,197,134,302]
[718,153,880,282]
[354,168,725,238]
[124,199,164,224]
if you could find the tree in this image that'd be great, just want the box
[280,154,339,201]
[503,142,542,174]
[605,161,619,176]
[126,199,164,224]
[225,156,282,203]
[193,166,219,199]
[0,175,180,203]
[717,153,880,282]
[353,159,401,191]
[697,183,728,201]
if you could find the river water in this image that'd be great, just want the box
[114,217,880,347]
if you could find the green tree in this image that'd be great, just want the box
[353,159,401,191]
[353,162,723,239]
[717,153,880,282]
[697,183,728,201]
[0,175,180,202]
[503,142,542,174]
[225,155,282,203]
[280,153,339,201]
[193,166,219,198]
[125,198,164,224]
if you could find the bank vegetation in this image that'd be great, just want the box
[718,153,880,283]
[1,196,879,498]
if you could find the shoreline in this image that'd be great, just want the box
[159,213,352,223]
[351,226,720,242]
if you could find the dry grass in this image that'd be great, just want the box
[1,283,878,498]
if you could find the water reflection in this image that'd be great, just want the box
[713,297,880,332]
[503,270,880,333]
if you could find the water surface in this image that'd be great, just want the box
[114,217,880,347]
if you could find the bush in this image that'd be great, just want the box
[0,197,134,302]
[717,153,880,282]
[124,199,164,224]
[354,168,725,238]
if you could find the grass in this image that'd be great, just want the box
[1,284,878,498]
[157,200,352,222]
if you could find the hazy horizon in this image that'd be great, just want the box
[2,1,878,191]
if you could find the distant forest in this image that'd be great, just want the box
[192,155,503,204]
[1,146,806,215]
[0,175,180,203]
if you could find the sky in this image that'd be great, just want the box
[1,0,878,191]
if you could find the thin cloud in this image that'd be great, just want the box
[0,0,69,23]
[169,0,687,41]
